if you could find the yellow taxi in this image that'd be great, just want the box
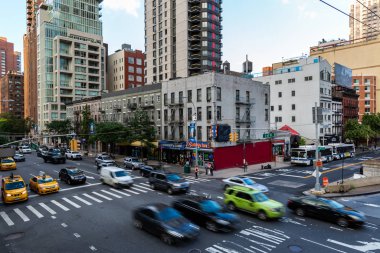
[1,174,28,203]
[29,174,60,195]
[0,157,16,171]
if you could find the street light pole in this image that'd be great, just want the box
[183,96,198,169]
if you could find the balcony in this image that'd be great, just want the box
[188,53,201,60]
[235,117,252,124]
[189,63,201,69]
[189,44,201,51]
[189,0,200,3]
[113,105,122,111]
[189,6,201,13]
[98,108,105,113]
[188,35,201,41]
[235,97,253,105]
[168,101,184,108]
[189,16,201,23]
[141,103,155,109]
[169,119,184,125]
[189,25,201,32]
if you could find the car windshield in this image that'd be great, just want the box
[131,158,139,162]
[252,192,269,202]
[158,207,182,222]
[52,149,61,153]
[325,199,344,209]
[114,171,129,177]
[1,159,14,163]
[167,174,182,182]
[72,152,79,154]
[67,169,82,175]
[38,178,54,184]
[5,181,25,190]
[101,156,111,160]
[242,178,255,185]
[200,200,222,213]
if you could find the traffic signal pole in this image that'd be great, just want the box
[314,102,321,191]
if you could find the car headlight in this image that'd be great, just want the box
[173,183,181,187]
[215,219,230,225]
[6,193,11,197]
[348,214,362,220]
[167,230,184,238]
[22,190,27,194]
[189,224,200,230]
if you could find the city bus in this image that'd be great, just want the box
[291,146,316,166]
[319,145,333,163]
[328,143,355,160]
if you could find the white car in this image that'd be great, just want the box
[20,146,32,154]
[95,154,115,165]
[100,167,133,188]
[65,151,83,160]
[222,176,269,193]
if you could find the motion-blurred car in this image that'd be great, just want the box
[1,174,28,203]
[133,203,200,245]
[96,161,120,172]
[95,154,115,165]
[0,157,16,170]
[59,167,87,185]
[149,171,190,194]
[224,186,285,220]
[13,154,25,162]
[65,150,83,160]
[222,176,269,193]
[139,165,159,177]
[123,157,144,170]
[19,145,32,154]
[173,196,240,232]
[287,196,365,227]
[29,174,60,195]
[100,167,133,188]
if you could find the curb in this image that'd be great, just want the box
[302,189,380,198]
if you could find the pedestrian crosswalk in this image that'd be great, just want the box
[0,177,213,227]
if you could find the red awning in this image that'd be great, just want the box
[279,125,300,136]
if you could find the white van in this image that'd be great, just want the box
[100,167,133,188]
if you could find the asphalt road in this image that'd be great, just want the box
[0,152,379,253]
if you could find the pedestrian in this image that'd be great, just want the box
[195,166,199,179]
[210,162,214,176]
[243,161,248,172]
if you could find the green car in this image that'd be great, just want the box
[224,186,285,220]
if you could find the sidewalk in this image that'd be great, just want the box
[304,184,380,198]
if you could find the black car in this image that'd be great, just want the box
[173,196,240,232]
[59,167,87,185]
[139,165,159,177]
[149,171,190,194]
[133,203,199,245]
[287,196,365,227]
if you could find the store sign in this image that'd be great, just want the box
[186,141,211,149]
[159,141,186,150]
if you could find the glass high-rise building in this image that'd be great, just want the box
[36,0,105,130]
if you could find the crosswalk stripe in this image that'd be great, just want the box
[110,188,131,197]
[140,183,150,187]
[124,189,140,195]
[101,190,122,198]
[73,196,92,206]
[51,200,70,211]
[39,203,56,215]
[62,198,81,208]
[14,208,30,222]
[92,191,112,200]
[135,184,153,191]
[131,187,147,193]
[0,211,14,226]
[83,193,103,203]
[183,176,210,182]
[26,205,44,218]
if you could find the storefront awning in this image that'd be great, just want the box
[117,141,158,148]
[279,125,300,136]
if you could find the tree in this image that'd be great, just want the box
[45,119,73,145]
[344,119,374,146]
[0,113,28,142]
[80,105,93,149]
[90,122,126,153]
[362,113,380,147]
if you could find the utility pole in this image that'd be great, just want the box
[314,102,321,191]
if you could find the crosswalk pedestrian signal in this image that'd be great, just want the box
[234,132,239,142]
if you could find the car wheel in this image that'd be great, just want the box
[337,217,349,227]
[227,202,236,211]
[68,179,72,185]
[134,219,143,229]
[257,211,267,221]
[140,170,144,177]
[295,208,305,217]
[224,184,230,191]
[161,234,173,245]
[43,159,47,163]
[167,187,173,195]
[150,184,155,190]
[100,178,104,184]
[206,221,218,232]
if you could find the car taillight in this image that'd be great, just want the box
[287,199,293,205]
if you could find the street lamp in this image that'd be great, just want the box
[183,96,198,170]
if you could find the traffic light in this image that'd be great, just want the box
[70,139,77,151]
[229,132,234,142]
[234,132,239,142]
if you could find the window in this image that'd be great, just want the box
[320,88,324,94]
[278,105,282,111]
[217,106,221,120]
[128,57,134,64]
[291,90,295,96]
[275,80,282,85]
[197,107,202,121]
[207,106,212,120]
[235,192,252,201]
[264,93,268,105]
[288,78,295,83]
[188,107,192,121]
[270,106,274,111]
[128,66,135,73]
[187,90,192,102]
[265,109,269,121]
[305,76,313,81]
[197,89,202,102]
[275,116,282,122]
[278,92,282,98]
[206,87,211,101]
[197,126,202,140]
[292,104,296,110]
[164,109,168,122]
[164,93,168,106]
[170,92,175,104]
[292,116,296,122]
[217,87,221,101]
[236,90,240,101]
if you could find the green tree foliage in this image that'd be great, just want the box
[362,113,380,145]
[126,109,156,148]
[344,119,374,145]
[45,119,72,134]
[0,113,28,137]
[90,122,126,147]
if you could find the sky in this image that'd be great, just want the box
[0,0,353,73]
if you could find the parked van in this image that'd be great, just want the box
[100,167,133,188]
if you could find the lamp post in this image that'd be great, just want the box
[183,96,198,169]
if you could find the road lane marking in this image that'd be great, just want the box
[0,211,14,226]
[89,245,97,251]
[26,205,44,218]
[92,191,112,200]
[363,203,380,208]
[59,183,102,192]
[124,189,140,195]
[62,197,81,208]
[140,183,150,187]
[101,190,122,198]
[14,208,30,222]
[134,184,153,191]
[301,238,347,253]
[39,203,56,215]
[73,233,81,238]
[130,187,147,193]
[51,200,70,211]
[83,193,103,203]
[303,161,363,179]
[73,196,92,206]
[110,188,131,197]
[61,223,68,228]
[330,226,343,231]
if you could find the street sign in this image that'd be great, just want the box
[316,160,323,167]
[317,147,326,151]
[263,132,275,138]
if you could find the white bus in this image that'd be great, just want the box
[319,145,333,163]
[328,143,355,160]
[291,146,316,166]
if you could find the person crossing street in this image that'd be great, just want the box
[195,166,199,179]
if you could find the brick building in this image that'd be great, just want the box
[0,37,19,78]
[353,76,377,121]
[0,71,24,118]
[332,85,359,130]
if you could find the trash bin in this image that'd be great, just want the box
[184,165,190,174]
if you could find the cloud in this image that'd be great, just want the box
[103,0,141,17]
[297,4,317,19]
[281,0,290,4]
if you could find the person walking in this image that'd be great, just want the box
[209,162,214,176]
[195,166,199,179]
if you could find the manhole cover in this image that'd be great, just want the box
[4,232,25,241]
[288,245,303,252]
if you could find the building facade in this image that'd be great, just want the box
[0,37,19,78]
[107,44,145,92]
[0,71,24,118]
[353,76,377,121]
[350,0,380,41]
[36,0,106,131]
[255,57,333,141]
[144,0,223,84]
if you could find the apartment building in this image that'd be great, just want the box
[255,57,333,141]
[0,71,24,118]
[353,76,377,121]
[144,0,223,84]
[0,37,19,78]
[107,44,145,92]
[350,0,380,41]
[36,0,106,131]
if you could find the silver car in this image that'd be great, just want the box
[222,176,269,193]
